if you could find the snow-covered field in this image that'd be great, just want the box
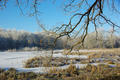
[0,50,88,73]
[0,49,119,73]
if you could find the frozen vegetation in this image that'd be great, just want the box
[0,49,120,73]
[0,50,89,73]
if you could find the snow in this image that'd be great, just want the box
[0,50,117,73]
[0,50,88,73]
[53,53,88,59]
[12,63,87,73]
[75,64,87,69]
[90,62,117,68]
[15,64,87,73]
[0,52,36,68]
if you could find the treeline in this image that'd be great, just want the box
[66,29,120,49]
[0,28,120,51]
[0,28,67,51]
[84,30,120,49]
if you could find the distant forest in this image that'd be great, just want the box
[0,28,120,51]
[0,28,67,51]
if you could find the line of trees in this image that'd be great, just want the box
[0,28,120,51]
[65,29,120,49]
[0,28,67,51]
[84,29,120,49]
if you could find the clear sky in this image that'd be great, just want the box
[0,0,120,33]
[0,0,70,32]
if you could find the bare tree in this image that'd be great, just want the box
[0,0,120,49]
[54,0,120,49]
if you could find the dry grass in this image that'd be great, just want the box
[107,61,115,64]
[68,48,120,64]
[4,48,120,80]
[87,48,120,63]
[24,48,120,68]
[48,64,120,80]
[116,63,120,67]
[63,48,120,55]
[0,68,38,80]
[24,56,82,68]
[24,56,53,68]
[1,64,120,80]
[87,48,120,51]
[63,51,94,55]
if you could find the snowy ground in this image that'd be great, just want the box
[0,50,88,73]
[0,49,119,73]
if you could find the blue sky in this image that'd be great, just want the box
[0,0,70,32]
[0,0,120,33]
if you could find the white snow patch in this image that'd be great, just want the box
[0,52,37,68]
[75,64,87,69]
[53,53,88,59]
[0,50,88,73]
[1,64,87,73]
